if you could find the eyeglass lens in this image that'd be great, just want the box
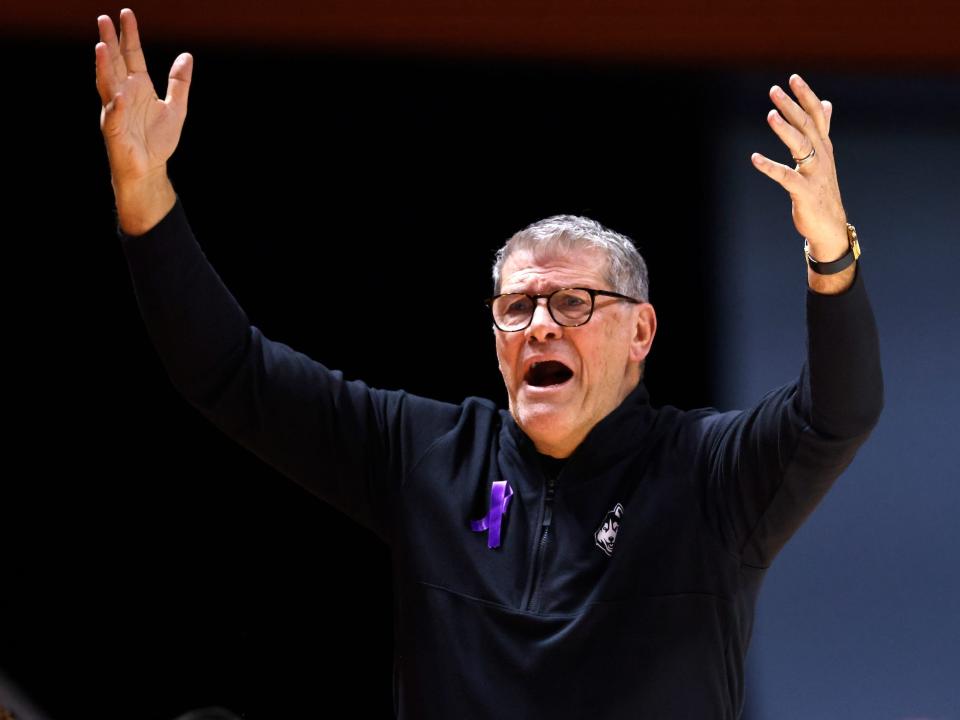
[493,289,593,330]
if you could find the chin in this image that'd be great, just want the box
[514,400,573,440]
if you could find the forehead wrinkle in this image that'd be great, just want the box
[501,259,607,296]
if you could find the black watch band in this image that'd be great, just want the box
[804,223,862,275]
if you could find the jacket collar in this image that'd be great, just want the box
[501,380,656,490]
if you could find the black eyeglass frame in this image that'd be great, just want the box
[483,287,644,332]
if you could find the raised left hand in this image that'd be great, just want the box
[751,74,849,259]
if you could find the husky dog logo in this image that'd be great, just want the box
[594,503,624,557]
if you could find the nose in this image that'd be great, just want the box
[525,297,563,342]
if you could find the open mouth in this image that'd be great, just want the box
[524,360,574,388]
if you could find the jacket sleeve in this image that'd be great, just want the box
[117,194,463,545]
[688,262,884,567]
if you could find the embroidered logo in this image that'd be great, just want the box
[594,502,624,557]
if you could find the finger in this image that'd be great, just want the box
[770,84,822,152]
[95,42,115,106]
[766,109,814,165]
[97,15,127,88]
[788,74,829,139]
[750,152,807,194]
[118,8,148,74]
[822,100,832,135]
[165,53,194,117]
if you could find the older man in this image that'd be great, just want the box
[98,8,882,718]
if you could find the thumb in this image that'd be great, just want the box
[165,52,194,117]
[821,99,833,135]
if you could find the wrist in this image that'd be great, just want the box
[804,226,849,263]
[805,222,861,294]
[804,223,861,274]
[113,168,176,236]
[808,261,856,294]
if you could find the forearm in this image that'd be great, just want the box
[805,262,884,438]
[119,193,251,398]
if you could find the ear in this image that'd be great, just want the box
[629,302,657,364]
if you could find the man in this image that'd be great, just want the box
[97,8,883,718]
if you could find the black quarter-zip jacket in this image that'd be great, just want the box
[118,195,883,719]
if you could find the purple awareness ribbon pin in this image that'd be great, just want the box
[470,480,514,548]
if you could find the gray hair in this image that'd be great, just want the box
[491,215,650,302]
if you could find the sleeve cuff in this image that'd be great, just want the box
[117,194,202,277]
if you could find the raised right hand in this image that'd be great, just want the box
[96,8,193,186]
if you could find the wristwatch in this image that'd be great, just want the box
[804,223,861,274]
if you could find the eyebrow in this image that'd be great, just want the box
[501,282,590,295]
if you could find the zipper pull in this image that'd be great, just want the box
[543,477,555,527]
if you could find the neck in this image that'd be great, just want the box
[531,437,579,459]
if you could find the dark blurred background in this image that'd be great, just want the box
[2,1,958,718]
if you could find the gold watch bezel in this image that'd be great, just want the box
[847,223,862,260]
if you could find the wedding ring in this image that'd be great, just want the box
[793,147,816,165]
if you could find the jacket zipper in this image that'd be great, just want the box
[526,475,556,613]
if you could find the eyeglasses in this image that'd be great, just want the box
[484,287,643,332]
